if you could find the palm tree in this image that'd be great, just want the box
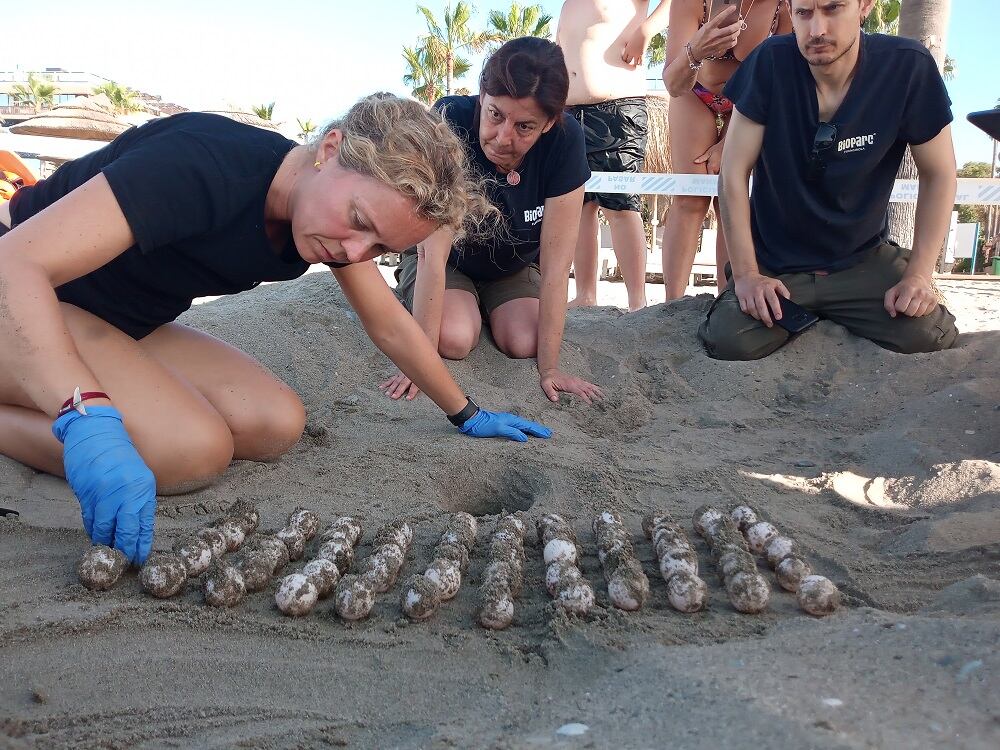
[297,118,317,142]
[417,2,492,95]
[864,0,901,33]
[251,102,276,120]
[646,31,667,67]
[92,82,144,115]
[487,3,552,50]
[11,73,57,114]
[403,44,446,105]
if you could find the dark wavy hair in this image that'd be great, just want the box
[479,37,570,121]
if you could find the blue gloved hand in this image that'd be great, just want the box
[52,405,157,565]
[458,408,552,442]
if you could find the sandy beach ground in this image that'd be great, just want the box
[1,271,998,749]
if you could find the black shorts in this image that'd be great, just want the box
[567,96,648,213]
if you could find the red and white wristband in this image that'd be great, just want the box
[57,387,111,417]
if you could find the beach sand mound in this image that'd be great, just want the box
[1,273,998,749]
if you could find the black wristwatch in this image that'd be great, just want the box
[447,397,480,427]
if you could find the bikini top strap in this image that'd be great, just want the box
[769,0,782,35]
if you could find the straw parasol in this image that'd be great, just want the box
[202,111,281,132]
[10,95,132,142]
[643,93,673,226]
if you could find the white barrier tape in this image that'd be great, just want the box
[586,172,1000,205]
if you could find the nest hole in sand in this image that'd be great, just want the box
[435,464,550,517]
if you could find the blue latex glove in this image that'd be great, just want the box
[52,405,157,564]
[458,408,552,442]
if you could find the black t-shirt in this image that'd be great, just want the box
[723,33,953,274]
[436,95,590,281]
[10,112,312,338]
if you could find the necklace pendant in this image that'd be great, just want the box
[740,18,748,31]
[506,170,521,186]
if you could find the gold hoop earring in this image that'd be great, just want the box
[314,161,322,169]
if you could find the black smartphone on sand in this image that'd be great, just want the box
[967,110,1000,141]
[775,297,819,334]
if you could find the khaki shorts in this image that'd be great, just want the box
[394,250,541,317]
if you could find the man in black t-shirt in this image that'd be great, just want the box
[699,0,959,360]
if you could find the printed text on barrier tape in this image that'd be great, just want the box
[586,173,1000,204]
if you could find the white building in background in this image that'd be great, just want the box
[0,67,187,127]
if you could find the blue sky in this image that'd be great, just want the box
[5,0,996,166]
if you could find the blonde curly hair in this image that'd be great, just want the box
[314,93,495,240]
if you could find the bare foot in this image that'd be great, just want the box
[568,296,598,308]
[627,302,647,313]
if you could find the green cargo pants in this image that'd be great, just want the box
[698,242,959,361]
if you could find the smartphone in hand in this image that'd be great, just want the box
[775,297,819,334]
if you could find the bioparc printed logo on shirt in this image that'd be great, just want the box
[524,205,544,225]
[838,132,877,154]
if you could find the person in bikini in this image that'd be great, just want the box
[660,0,790,300]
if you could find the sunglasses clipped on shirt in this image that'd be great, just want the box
[806,121,838,182]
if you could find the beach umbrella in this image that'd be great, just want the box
[202,110,281,132]
[10,95,132,142]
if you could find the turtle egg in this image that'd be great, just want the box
[424,558,462,601]
[641,513,671,539]
[302,558,340,598]
[400,574,441,621]
[77,545,128,591]
[693,505,724,537]
[555,579,595,615]
[543,538,578,566]
[541,524,577,547]
[717,548,755,583]
[203,561,246,607]
[490,529,521,549]
[488,538,524,568]
[173,537,213,577]
[214,520,246,552]
[536,513,567,541]
[775,556,812,592]
[607,559,649,611]
[140,553,188,598]
[592,510,623,534]
[236,552,273,593]
[254,535,291,574]
[545,561,580,597]
[375,521,412,551]
[726,570,770,614]
[275,526,307,561]
[764,535,799,568]
[334,574,376,621]
[322,517,362,546]
[659,552,698,582]
[439,527,475,551]
[225,500,260,535]
[450,511,477,539]
[797,575,841,616]
[317,538,355,575]
[196,527,228,558]
[359,553,395,594]
[729,504,759,532]
[483,559,521,595]
[746,522,780,555]
[667,572,708,613]
[477,581,514,630]
[275,573,319,616]
[287,508,320,540]
[496,515,525,539]
[434,542,470,572]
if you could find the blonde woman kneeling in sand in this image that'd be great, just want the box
[0,94,549,565]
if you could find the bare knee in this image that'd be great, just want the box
[671,195,711,218]
[235,390,306,462]
[153,419,235,494]
[495,328,538,359]
[438,322,479,360]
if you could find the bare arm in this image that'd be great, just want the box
[719,109,790,325]
[410,228,454,350]
[662,1,741,97]
[621,0,675,66]
[0,174,135,415]
[883,125,957,318]
[536,186,604,403]
[332,260,467,415]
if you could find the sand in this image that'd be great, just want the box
[1,273,998,749]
